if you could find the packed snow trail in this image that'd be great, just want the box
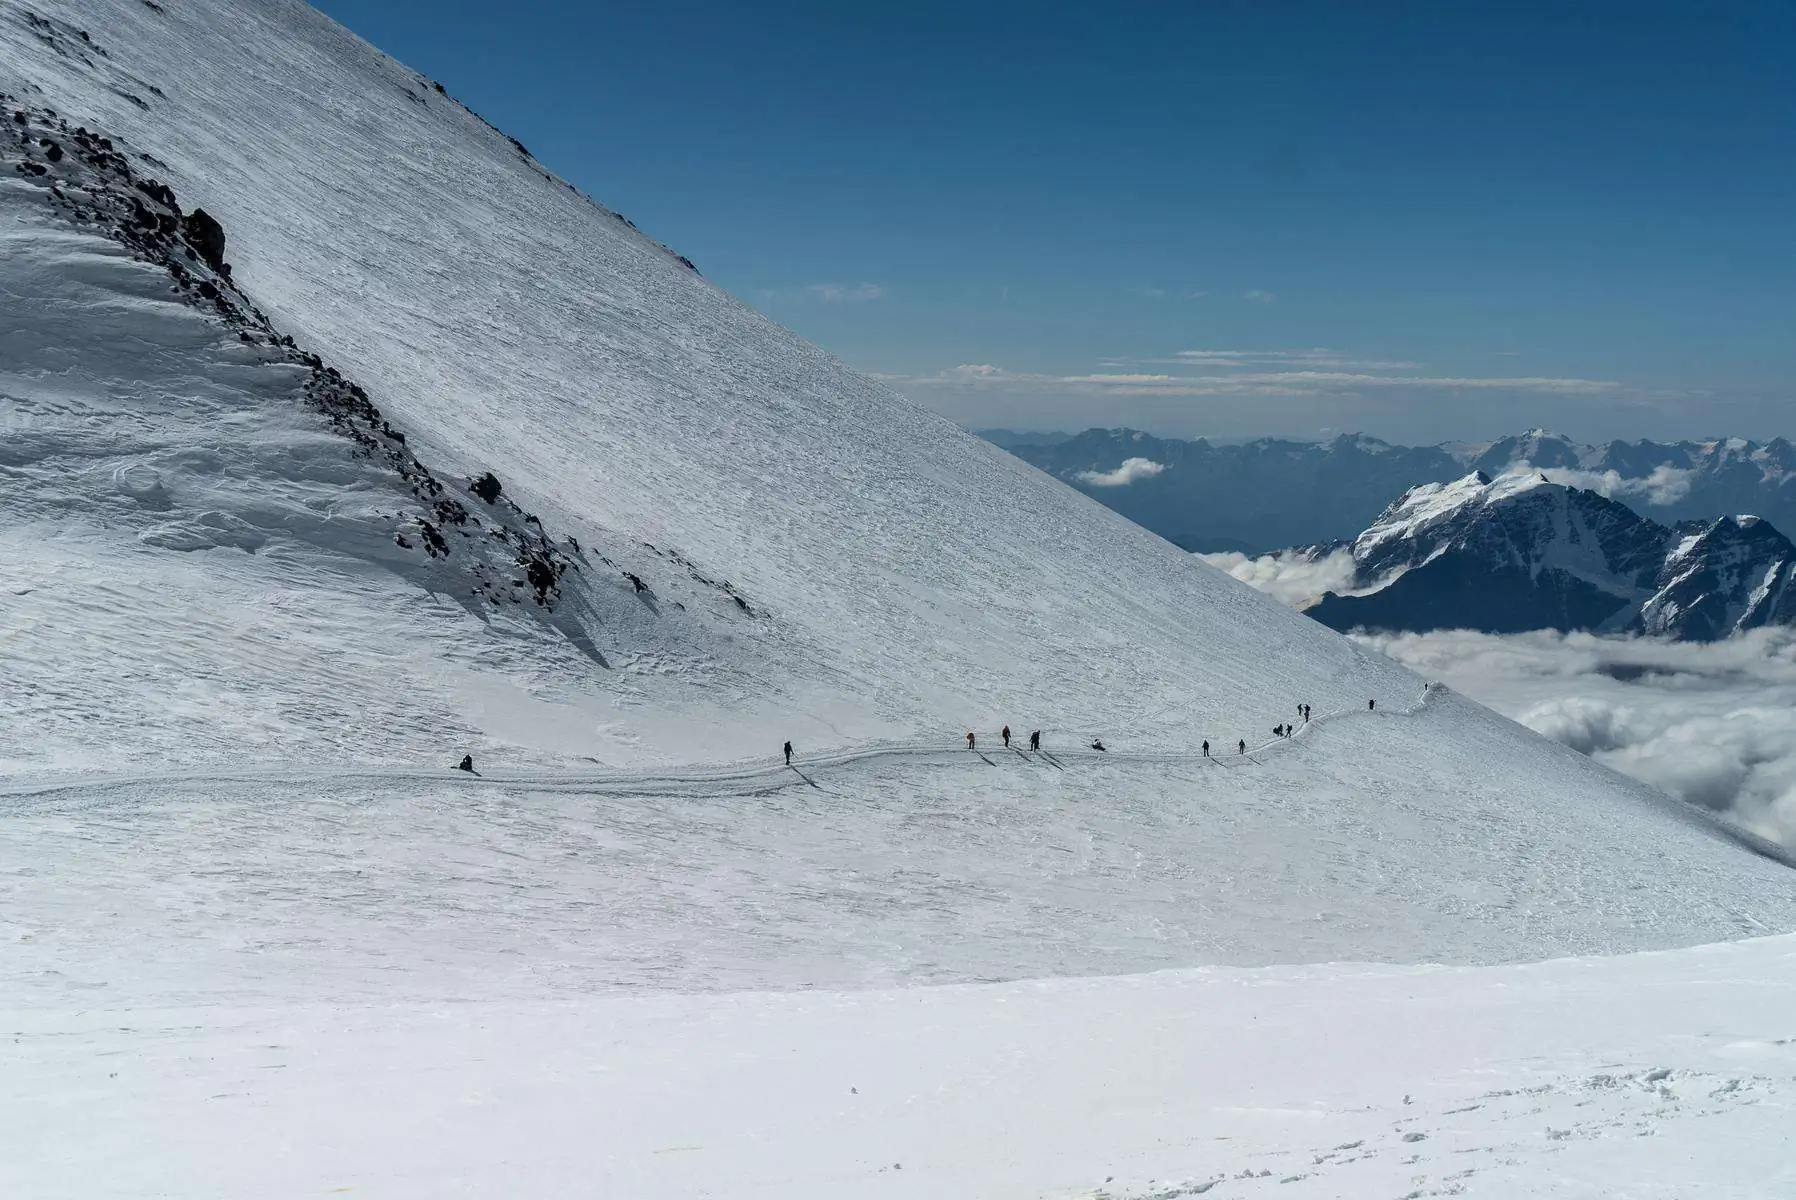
[0,685,1437,799]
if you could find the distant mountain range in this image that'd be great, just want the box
[981,427,1796,555]
[1300,472,1796,641]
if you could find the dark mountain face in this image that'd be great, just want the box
[1639,516,1796,641]
[985,427,1796,555]
[1302,474,1796,642]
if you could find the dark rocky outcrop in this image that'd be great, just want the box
[182,206,226,272]
[470,472,503,503]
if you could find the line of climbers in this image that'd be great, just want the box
[454,696,1395,775]
[779,698,1388,770]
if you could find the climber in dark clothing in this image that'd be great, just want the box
[1202,740,1210,756]
[783,741,793,766]
[456,754,474,773]
[1090,739,1107,752]
[1002,726,1011,748]
[1029,730,1041,751]
[1369,698,1376,712]
[966,731,976,750]
[1237,739,1246,755]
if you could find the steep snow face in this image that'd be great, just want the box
[0,0,1431,773]
[0,104,789,774]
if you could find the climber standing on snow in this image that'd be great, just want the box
[1202,740,1210,757]
[783,740,793,766]
[1029,730,1041,751]
[1369,698,1376,712]
[1238,739,1246,755]
[966,731,976,751]
[1002,725,1011,748]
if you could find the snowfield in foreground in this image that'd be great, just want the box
[4,0,1796,1195]
[8,935,1796,1199]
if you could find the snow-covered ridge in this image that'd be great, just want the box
[1306,470,1796,640]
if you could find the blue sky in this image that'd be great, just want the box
[317,0,1793,443]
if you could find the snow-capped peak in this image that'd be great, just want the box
[1311,473,1796,641]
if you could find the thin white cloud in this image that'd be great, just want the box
[1357,628,1796,850]
[1243,289,1277,303]
[1077,457,1167,486]
[1173,349,1424,370]
[805,282,886,303]
[1523,464,1695,507]
[887,360,1619,398]
[1199,548,1358,607]
[1128,287,1209,301]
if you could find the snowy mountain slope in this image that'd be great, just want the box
[1302,471,1796,640]
[0,122,783,775]
[0,0,1431,774]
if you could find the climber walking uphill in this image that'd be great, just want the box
[966,731,976,750]
[1002,726,1011,748]
[456,754,476,774]
[1369,698,1376,712]
[783,740,793,766]
[1238,739,1246,755]
[1029,730,1041,751]
[1090,738,1107,752]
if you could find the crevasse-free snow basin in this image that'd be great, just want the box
[3,3,1796,1197]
